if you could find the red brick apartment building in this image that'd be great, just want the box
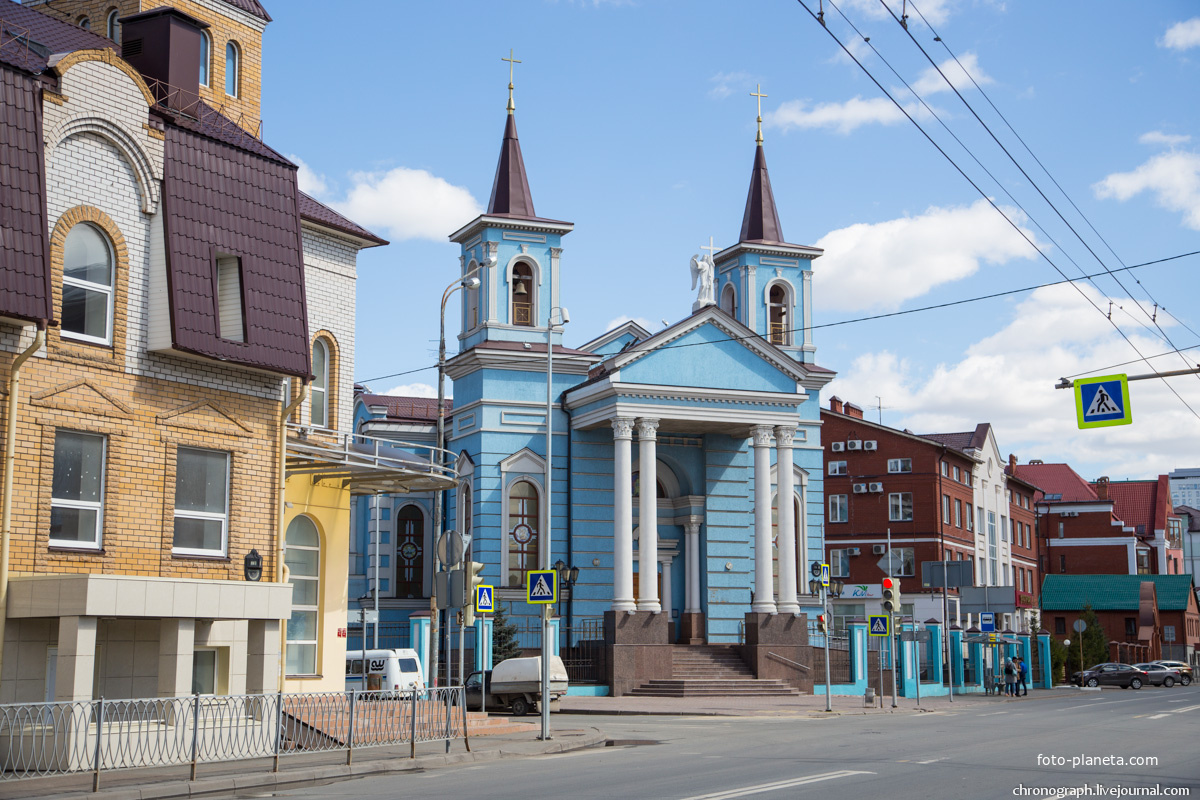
[822,399,1039,629]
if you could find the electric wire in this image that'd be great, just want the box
[794,0,1200,421]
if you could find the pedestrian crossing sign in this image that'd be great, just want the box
[526,570,558,604]
[1074,373,1132,429]
[475,584,495,614]
[868,615,890,637]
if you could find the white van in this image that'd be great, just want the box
[345,648,425,693]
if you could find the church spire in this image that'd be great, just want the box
[487,50,536,218]
[739,85,784,243]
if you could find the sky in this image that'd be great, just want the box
[262,0,1200,482]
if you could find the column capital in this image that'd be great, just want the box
[774,425,797,447]
[750,425,774,447]
[635,418,660,439]
[612,417,636,440]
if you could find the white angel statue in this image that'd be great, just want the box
[690,253,716,312]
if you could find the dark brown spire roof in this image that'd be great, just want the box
[486,114,536,218]
[738,144,784,244]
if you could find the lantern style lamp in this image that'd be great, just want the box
[244,549,263,582]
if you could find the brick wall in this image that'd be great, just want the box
[298,226,358,435]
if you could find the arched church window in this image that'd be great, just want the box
[721,283,737,319]
[511,263,534,326]
[768,284,789,345]
[631,472,667,498]
[465,274,479,329]
[771,493,803,597]
[395,504,424,599]
[508,480,539,586]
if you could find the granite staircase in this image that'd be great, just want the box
[627,645,802,697]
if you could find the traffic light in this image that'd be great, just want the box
[462,561,485,626]
[881,577,902,615]
[817,614,828,634]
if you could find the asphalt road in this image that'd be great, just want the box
[252,687,1200,800]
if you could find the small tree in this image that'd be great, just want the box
[1062,605,1109,675]
[491,602,522,664]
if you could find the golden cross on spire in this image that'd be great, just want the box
[502,49,521,115]
[751,83,768,145]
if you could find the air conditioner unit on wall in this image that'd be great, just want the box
[868,482,884,493]
[873,544,887,555]
[1061,511,1078,517]
[864,440,878,451]
[853,483,868,494]
[847,440,863,450]
[831,442,845,452]
[846,547,861,556]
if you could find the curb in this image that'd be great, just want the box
[31,729,607,800]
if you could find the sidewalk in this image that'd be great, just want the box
[560,688,1054,717]
[0,724,607,800]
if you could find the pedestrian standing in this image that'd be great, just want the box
[1004,658,1017,696]
[1017,656,1029,696]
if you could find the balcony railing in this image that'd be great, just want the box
[286,424,457,496]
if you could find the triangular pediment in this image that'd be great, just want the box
[32,379,133,419]
[500,447,544,475]
[157,400,253,436]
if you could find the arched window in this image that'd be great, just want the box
[106,9,119,41]
[720,283,737,318]
[507,480,539,586]
[394,504,424,599]
[285,515,321,676]
[631,472,666,498]
[62,223,115,345]
[511,263,534,326]
[311,339,329,428]
[465,275,479,330]
[225,41,240,97]
[770,494,803,597]
[199,31,211,87]
[768,284,789,345]
[459,483,473,542]
[78,16,90,29]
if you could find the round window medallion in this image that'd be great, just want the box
[400,542,419,560]
[512,524,533,544]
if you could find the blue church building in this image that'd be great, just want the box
[351,79,836,694]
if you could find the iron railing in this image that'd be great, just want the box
[0,687,469,789]
[562,618,606,684]
[285,423,457,495]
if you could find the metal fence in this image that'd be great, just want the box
[0,687,469,789]
[346,623,412,653]
[562,617,606,684]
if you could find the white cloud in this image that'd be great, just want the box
[288,155,328,197]
[1139,131,1191,148]
[1092,151,1200,230]
[766,96,907,135]
[813,199,1039,311]
[909,52,992,96]
[332,168,482,242]
[382,382,440,399]
[709,71,754,100]
[840,0,958,27]
[825,283,1200,478]
[1159,18,1200,51]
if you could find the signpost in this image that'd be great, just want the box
[1074,374,1132,429]
[475,584,495,614]
[979,612,996,633]
[868,615,890,636]
[526,570,558,604]
[820,563,830,587]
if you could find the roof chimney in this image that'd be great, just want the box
[829,396,843,414]
[1096,476,1109,501]
[844,402,864,420]
[119,7,208,115]
[1009,454,1018,471]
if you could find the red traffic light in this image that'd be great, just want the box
[882,577,895,590]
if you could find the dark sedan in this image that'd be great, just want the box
[1134,663,1182,687]
[1072,663,1148,689]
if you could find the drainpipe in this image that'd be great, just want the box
[561,396,574,635]
[0,325,47,683]
[276,381,308,690]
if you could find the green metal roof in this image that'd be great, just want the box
[1040,574,1197,612]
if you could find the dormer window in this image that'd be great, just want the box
[311,338,329,428]
[61,223,114,345]
[106,9,119,42]
[768,284,789,345]
[215,254,245,342]
[511,263,534,327]
[225,41,240,97]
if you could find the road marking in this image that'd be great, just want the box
[917,757,947,764]
[678,771,874,800]
[1170,704,1200,714]
[1146,714,1171,719]
[977,711,1009,717]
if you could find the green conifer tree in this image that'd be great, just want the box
[491,603,522,664]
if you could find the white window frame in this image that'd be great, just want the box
[828,460,847,476]
[172,447,230,557]
[892,547,916,577]
[106,8,119,41]
[828,493,848,523]
[888,492,913,522]
[942,494,951,525]
[225,40,240,97]
[199,30,211,87]
[61,223,115,346]
[940,461,948,477]
[966,503,974,531]
[953,465,960,481]
[829,549,849,578]
[954,498,962,528]
[311,338,329,428]
[285,515,321,677]
[888,458,912,474]
[49,430,106,550]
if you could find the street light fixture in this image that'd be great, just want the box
[541,305,569,742]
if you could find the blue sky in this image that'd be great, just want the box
[263,0,1200,481]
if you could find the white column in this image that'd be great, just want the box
[751,425,777,614]
[637,418,661,613]
[685,522,701,613]
[661,558,673,622]
[776,426,799,615]
[612,418,636,612]
[55,616,97,702]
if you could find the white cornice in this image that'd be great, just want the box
[570,399,803,432]
[565,379,807,412]
[714,241,823,265]
[579,320,653,354]
[449,215,574,243]
[445,346,598,380]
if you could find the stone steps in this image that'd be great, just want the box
[628,679,800,697]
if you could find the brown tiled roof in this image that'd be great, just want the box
[1105,476,1173,533]
[221,0,272,22]
[0,64,51,323]
[739,144,784,244]
[297,192,387,247]
[920,431,975,452]
[359,393,449,423]
[161,121,310,378]
[0,1,115,72]
[1012,463,1099,503]
[487,114,536,219]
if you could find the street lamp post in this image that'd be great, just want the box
[541,305,569,742]
[432,267,486,689]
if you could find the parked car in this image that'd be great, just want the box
[346,648,426,694]
[1152,660,1193,686]
[1071,663,1148,689]
[464,655,568,716]
[1134,663,1182,687]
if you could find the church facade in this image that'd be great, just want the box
[352,80,835,688]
